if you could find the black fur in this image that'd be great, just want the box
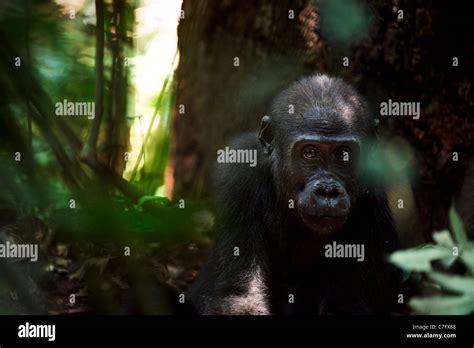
[191,75,401,315]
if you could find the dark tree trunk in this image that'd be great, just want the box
[80,0,105,167]
[171,0,309,199]
[103,0,130,175]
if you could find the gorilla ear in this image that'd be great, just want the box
[258,115,274,155]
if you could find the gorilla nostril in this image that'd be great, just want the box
[314,185,341,199]
[328,188,341,199]
[315,187,327,198]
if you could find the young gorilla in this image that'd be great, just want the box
[191,74,401,315]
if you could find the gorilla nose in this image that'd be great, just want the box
[309,180,351,217]
[312,181,345,209]
[314,186,341,199]
[313,184,342,200]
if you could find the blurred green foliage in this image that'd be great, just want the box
[0,0,198,244]
[359,138,417,188]
[0,0,200,314]
[318,0,373,48]
[390,207,474,315]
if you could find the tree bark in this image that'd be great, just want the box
[81,0,105,167]
[171,0,308,199]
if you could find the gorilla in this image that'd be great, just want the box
[191,74,401,315]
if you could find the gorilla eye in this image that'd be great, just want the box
[302,145,318,160]
[334,147,351,162]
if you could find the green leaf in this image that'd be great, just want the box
[137,195,170,207]
[461,246,474,275]
[432,230,455,248]
[427,272,474,295]
[449,205,468,248]
[409,295,474,315]
[389,246,452,272]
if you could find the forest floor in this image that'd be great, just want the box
[0,208,212,315]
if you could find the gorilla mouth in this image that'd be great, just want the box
[301,211,348,220]
[305,213,346,218]
[300,212,348,231]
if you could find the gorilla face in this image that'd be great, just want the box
[288,135,360,235]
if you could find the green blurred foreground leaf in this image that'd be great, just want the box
[409,295,474,315]
[389,246,452,272]
[428,272,474,296]
[390,206,474,314]
[449,204,469,248]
